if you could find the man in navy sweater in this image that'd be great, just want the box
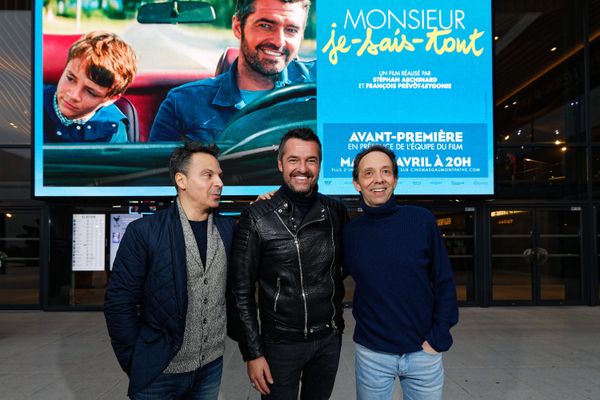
[344,145,459,400]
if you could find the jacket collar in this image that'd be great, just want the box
[169,200,188,316]
[212,59,245,109]
[274,190,328,233]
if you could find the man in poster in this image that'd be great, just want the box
[344,145,459,399]
[149,0,315,143]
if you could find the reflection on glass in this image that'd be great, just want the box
[495,1,584,145]
[538,210,580,234]
[590,2,600,141]
[73,271,108,306]
[538,210,581,301]
[0,212,40,305]
[0,149,31,186]
[491,209,532,301]
[596,207,600,300]
[432,209,475,302]
[494,1,586,201]
[492,258,532,301]
[495,147,586,198]
[491,208,582,302]
[494,0,585,145]
[540,258,581,301]
[0,10,30,145]
[590,148,600,195]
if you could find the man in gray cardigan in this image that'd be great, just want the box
[105,142,236,399]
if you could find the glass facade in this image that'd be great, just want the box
[46,202,170,308]
[491,208,582,304]
[432,208,476,303]
[0,210,40,306]
[0,1,600,308]
[0,9,30,145]
[495,1,587,200]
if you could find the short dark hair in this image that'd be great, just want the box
[277,127,321,161]
[352,145,398,181]
[169,142,219,190]
[235,0,311,29]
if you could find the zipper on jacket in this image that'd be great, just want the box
[274,277,281,313]
[326,205,338,329]
[294,236,309,337]
[275,211,310,337]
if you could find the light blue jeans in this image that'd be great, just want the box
[355,343,444,400]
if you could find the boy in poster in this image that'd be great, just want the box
[43,31,137,143]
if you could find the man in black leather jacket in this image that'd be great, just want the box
[230,128,347,399]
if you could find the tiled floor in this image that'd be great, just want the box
[1,307,600,399]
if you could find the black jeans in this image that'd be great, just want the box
[262,330,342,400]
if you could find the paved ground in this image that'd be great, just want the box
[1,307,600,399]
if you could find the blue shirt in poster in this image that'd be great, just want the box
[148,59,316,143]
[43,85,128,143]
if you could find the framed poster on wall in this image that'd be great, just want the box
[72,214,105,271]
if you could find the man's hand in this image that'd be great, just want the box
[422,340,439,355]
[247,356,274,395]
[253,190,277,203]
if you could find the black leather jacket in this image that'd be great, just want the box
[230,191,347,361]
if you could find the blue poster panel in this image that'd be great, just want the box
[317,1,493,195]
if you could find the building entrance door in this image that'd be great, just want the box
[0,208,42,307]
[490,208,582,304]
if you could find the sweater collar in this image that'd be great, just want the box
[360,195,399,218]
[279,183,318,209]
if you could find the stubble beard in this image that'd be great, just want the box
[287,175,316,197]
[240,34,290,80]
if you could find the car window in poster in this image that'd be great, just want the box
[317,1,493,195]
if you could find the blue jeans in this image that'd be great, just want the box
[262,330,342,400]
[355,343,444,400]
[130,357,223,400]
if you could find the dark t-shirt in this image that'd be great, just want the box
[189,220,208,267]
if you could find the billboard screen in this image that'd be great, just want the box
[33,0,493,197]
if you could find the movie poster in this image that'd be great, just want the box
[317,1,493,194]
[34,1,492,197]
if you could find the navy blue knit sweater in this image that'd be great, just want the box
[344,196,458,354]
